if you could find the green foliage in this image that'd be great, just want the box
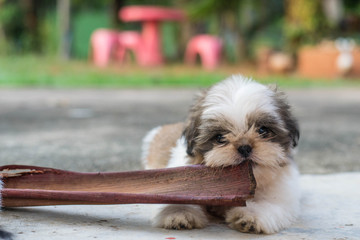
[73,10,111,59]
[343,0,360,15]
[71,0,113,11]
[38,10,59,56]
[250,18,285,57]
[0,2,20,27]
[161,22,180,61]
[283,0,329,52]
[181,0,286,61]
[0,2,25,54]
[0,0,58,55]
[184,0,242,19]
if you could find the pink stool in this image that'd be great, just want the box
[119,6,185,66]
[90,29,119,67]
[185,35,222,70]
[117,31,141,64]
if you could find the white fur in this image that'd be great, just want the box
[153,204,208,229]
[202,75,285,130]
[167,137,189,168]
[141,126,161,169]
[226,164,300,233]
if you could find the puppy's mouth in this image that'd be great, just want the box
[234,157,256,167]
[247,159,258,167]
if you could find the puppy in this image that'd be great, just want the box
[141,75,300,234]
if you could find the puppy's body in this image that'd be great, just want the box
[142,122,184,169]
[142,75,300,234]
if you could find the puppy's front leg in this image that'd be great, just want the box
[154,205,208,230]
[225,191,300,234]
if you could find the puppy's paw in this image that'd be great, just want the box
[226,207,263,234]
[154,205,208,230]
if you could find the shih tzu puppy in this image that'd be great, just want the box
[141,75,300,234]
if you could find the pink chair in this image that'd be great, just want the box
[116,31,141,64]
[90,29,141,67]
[90,29,119,67]
[185,35,222,70]
[119,6,185,66]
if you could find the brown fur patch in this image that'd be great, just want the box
[183,90,207,157]
[146,122,184,169]
[272,89,300,148]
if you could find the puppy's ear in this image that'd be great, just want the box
[183,90,207,157]
[274,90,300,148]
[285,113,300,148]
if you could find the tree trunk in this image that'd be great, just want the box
[57,0,71,60]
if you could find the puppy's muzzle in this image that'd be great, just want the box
[238,145,252,158]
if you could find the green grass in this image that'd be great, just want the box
[0,56,359,89]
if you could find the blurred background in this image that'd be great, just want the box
[0,0,359,84]
[0,0,360,174]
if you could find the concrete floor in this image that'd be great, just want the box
[1,87,360,239]
[0,87,360,173]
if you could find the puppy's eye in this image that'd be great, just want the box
[215,134,226,144]
[257,126,270,137]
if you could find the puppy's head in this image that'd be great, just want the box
[183,75,299,169]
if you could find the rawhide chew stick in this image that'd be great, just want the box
[0,161,256,208]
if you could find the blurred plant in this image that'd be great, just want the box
[341,0,360,37]
[180,0,284,62]
[0,0,58,55]
[181,0,242,62]
[1,0,357,62]
[0,0,23,54]
[284,0,330,53]
[39,10,59,56]
[284,0,360,53]
[343,0,360,17]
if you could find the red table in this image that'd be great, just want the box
[119,6,185,66]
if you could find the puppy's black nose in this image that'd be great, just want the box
[238,145,252,158]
